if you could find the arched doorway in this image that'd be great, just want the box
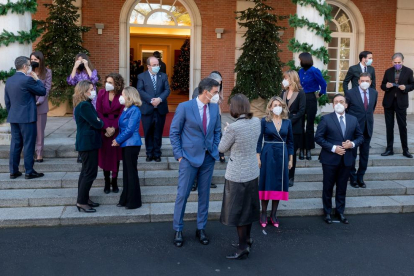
[119,0,202,100]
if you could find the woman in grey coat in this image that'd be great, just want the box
[218,94,261,260]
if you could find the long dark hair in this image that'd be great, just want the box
[30,51,47,80]
[75,53,95,72]
[105,73,125,95]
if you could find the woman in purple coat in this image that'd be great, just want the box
[30,51,52,163]
[96,73,125,194]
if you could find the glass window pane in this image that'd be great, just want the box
[339,71,348,81]
[341,38,350,48]
[328,21,338,32]
[336,9,350,23]
[172,1,191,26]
[130,9,145,24]
[327,82,336,93]
[340,48,350,59]
[328,48,337,57]
[147,12,176,25]
[338,82,344,93]
[329,37,338,47]
[328,71,337,82]
[339,60,349,71]
[330,5,339,18]
[340,21,352,33]
[328,59,337,70]
[136,3,152,17]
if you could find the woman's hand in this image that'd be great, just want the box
[74,60,82,69]
[105,127,115,137]
[112,139,119,147]
[257,154,261,168]
[224,122,229,131]
[82,59,89,68]
[288,155,293,170]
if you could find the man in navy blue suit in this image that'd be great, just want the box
[315,94,364,224]
[170,78,221,247]
[5,56,46,179]
[137,56,170,162]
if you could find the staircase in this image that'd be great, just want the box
[0,142,414,228]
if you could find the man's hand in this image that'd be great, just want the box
[398,85,406,91]
[335,146,346,155]
[224,122,230,131]
[342,140,353,149]
[30,71,39,81]
[178,157,182,163]
[386,82,393,89]
[151,97,161,107]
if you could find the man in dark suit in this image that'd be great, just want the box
[4,56,46,179]
[343,51,376,94]
[315,94,364,224]
[380,52,414,158]
[153,51,167,74]
[137,56,170,162]
[345,73,378,188]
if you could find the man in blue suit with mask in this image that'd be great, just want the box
[170,78,221,247]
[5,56,46,179]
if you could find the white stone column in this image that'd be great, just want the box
[293,1,326,70]
[0,0,33,108]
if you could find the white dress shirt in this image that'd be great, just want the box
[196,96,210,131]
[331,112,355,153]
[360,62,367,73]
[358,86,369,105]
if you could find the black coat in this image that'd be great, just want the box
[137,71,170,115]
[281,89,306,135]
[345,87,378,138]
[380,66,414,109]
[343,64,376,94]
[75,100,104,152]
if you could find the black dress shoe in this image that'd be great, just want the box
[116,204,125,207]
[350,180,359,188]
[337,213,349,224]
[381,150,394,156]
[10,171,22,179]
[226,248,250,260]
[191,182,198,191]
[25,171,44,179]
[324,214,332,224]
[306,149,312,160]
[154,156,161,162]
[146,156,153,162]
[173,231,183,247]
[357,179,366,188]
[210,183,217,188]
[35,159,44,163]
[403,151,413,158]
[88,200,100,208]
[196,229,209,245]
[299,149,305,160]
[289,178,294,187]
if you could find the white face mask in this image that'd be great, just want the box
[209,92,220,104]
[272,106,283,116]
[105,83,114,91]
[334,103,345,114]
[119,95,126,105]
[88,90,96,100]
[360,82,370,90]
[282,79,290,88]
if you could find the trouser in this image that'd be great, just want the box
[142,109,166,157]
[301,93,317,150]
[35,113,47,157]
[289,134,302,180]
[350,124,371,181]
[173,153,216,231]
[9,122,37,174]
[384,100,408,151]
[119,146,142,209]
[77,149,99,204]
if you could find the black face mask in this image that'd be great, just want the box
[31,61,40,69]
[78,63,85,71]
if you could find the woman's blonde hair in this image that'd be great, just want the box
[123,86,142,107]
[265,96,289,122]
[73,80,92,108]
[283,70,302,92]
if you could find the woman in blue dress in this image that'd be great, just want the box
[257,96,294,228]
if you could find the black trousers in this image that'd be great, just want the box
[322,158,351,215]
[289,133,302,180]
[9,122,37,175]
[119,146,142,209]
[142,109,166,157]
[350,124,371,181]
[301,93,317,150]
[384,99,408,151]
[77,149,99,205]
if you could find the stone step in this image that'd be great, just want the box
[1,154,413,173]
[0,181,412,208]
[1,166,414,190]
[1,195,413,228]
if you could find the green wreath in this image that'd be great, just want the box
[0,0,38,16]
[0,20,43,47]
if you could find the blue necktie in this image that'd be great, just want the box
[340,116,346,136]
[152,74,156,91]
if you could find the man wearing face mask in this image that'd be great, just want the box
[343,51,376,94]
[170,78,221,247]
[381,52,414,158]
[4,56,46,180]
[345,73,378,188]
[137,56,171,162]
[315,94,364,224]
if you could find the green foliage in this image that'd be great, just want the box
[0,106,8,124]
[318,93,329,106]
[171,38,190,92]
[287,38,330,65]
[36,0,91,105]
[292,0,332,20]
[0,68,16,83]
[0,20,43,47]
[0,0,37,16]
[232,0,288,101]
[288,14,331,43]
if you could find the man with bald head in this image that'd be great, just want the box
[137,56,171,162]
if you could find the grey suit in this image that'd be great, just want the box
[218,116,261,182]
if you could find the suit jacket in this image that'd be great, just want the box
[315,112,364,166]
[137,71,170,115]
[170,99,221,167]
[75,100,104,152]
[345,86,378,138]
[5,72,46,123]
[36,68,52,114]
[159,60,167,74]
[343,64,376,94]
[218,116,261,182]
[96,89,124,129]
[380,66,414,109]
[281,89,306,135]
[115,105,142,147]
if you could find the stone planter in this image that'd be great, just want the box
[48,99,73,117]
[0,122,11,145]
[250,97,267,119]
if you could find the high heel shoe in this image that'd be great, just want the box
[260,214,268,228]
[111,178,119,193]
[232,238,253,248]
[104,176,110,194]
[76,205,96,213]
[226,248,250,260]
[271,217,279,228]
[299,149,305,160]
[88,200,100,208]
[306,149,312,160]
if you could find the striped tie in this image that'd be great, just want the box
[152,74,156,91]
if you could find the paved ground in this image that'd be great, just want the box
[1,214,414,276]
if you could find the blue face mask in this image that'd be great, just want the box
[152,66,160,74]
[366,59,373,66]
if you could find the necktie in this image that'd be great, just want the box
[340,116,346,137]
[152,74,156,91]
[364,67,367,73]
[202,105,207,134]
[363,91,368,110]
